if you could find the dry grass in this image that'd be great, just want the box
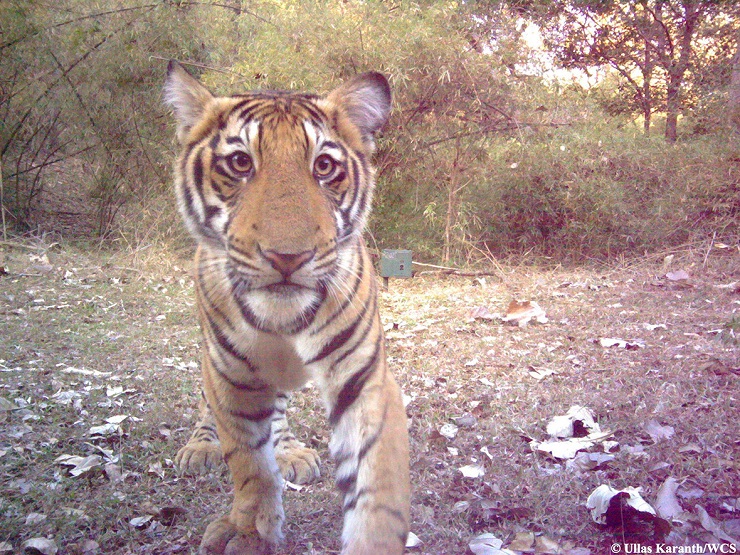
[0,241,738,554]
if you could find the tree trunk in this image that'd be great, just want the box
[643,38,653,136]
[729,30,740,132]
[0,155,5,241]
[664,0,700,143]
[643,106,651,136]
[641,0,660,136]
[443,141,461,265]
[665,75,680,143]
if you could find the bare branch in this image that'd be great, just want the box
[5,145,96,180]
[148,55,247,77]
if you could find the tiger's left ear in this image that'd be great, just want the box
[164,60,214,142]
[327,72,391,143]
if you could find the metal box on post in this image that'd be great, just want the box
[379,249,412,289]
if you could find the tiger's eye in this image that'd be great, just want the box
[314,154,337,179]
[226,152,253,175]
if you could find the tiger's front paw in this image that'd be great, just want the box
[200,516,273,555]
[176,440,222,475]
[276,444,321,485]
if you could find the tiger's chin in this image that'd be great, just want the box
[245,287,322,333]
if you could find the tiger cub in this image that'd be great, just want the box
[164,61,410,555]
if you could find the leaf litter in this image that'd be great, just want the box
[2,245,738,554]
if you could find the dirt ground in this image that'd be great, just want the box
[1,241,738,554]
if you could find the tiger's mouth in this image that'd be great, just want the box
[230,271,312,297]
[230,272,321,307]
[264,281,310,295]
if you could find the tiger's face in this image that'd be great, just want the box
[165,63,390,329]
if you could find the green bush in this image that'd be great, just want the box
[462,123,739,261]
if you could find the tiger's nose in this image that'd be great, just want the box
[261,248,315,279]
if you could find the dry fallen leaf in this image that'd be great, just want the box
[666,270,690,281]
[648,461,671,473]
[546,405,600,438]
[60,366,112,378]
[696,505,740,544]
[50,390,83,406]
[106,386,124,397]
[79,539,99,554]
[643,323,667,331]
[506,531,534,551]
[148,461,165,479]
[532,406,613,460]
[528,366,558,381]
[599,337,645,349]
[532,436,605,460]
[535,535,563,554]
[468,306,500,321]
[644,419,675,443]
[21,538,58,555]
[655,477,683,520]
[106,415,129,425]
[676,485,704,500]
[55,454,103,477]
[586,484,656,525]
[25,513,47,526]
[468,533,514,555]
[502,300,548,327]
[89,423,121,437]
[89,415,133,437]
[566,452,615,472]
[453,415,477,428]
[129,515,153,529]
[438,423,459,440]
[104,463,123,483]
[458,464,486,478]
[0,397,18,411]
[715,280,739,290]
[602,440,620,453]
[453,500,470,514]
[405,531,422,548]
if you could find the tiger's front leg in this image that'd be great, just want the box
[199,356,285,555]
[176,391,321,484]
[326,341,411,555]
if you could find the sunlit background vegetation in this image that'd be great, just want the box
[1,0,738,264]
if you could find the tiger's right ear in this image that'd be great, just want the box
[164,60,214,142]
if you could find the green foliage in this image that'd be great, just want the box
[464,121,738,260]
[0,0,736,264]
[0,0,204,237]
